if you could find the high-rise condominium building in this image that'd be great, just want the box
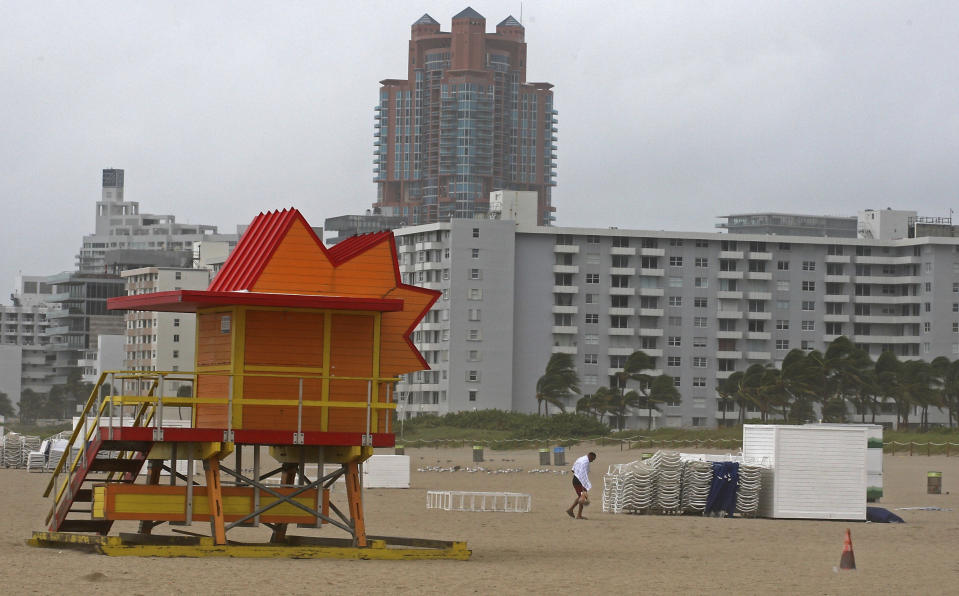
[394,202,957,429]
[372,8,557,226]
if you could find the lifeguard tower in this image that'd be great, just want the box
[30,209,467,559]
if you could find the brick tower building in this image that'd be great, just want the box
[372,7,557,225]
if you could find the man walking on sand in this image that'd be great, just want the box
[566,452,596,519]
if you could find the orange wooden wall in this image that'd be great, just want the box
[195,311,232,428]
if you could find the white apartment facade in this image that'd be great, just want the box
[394,205,958,429]
[121,268,210,391]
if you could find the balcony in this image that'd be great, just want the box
[746,331,771,340]
[551,345,578,354]
[608,328,634,336]
[852,295,918,304]
[719,251,745,260]
[716,370,735,379]
[609,287,635,296]
[552,265,579,274]
[825,254,851,264]
[717,291,743,300]
[553,244,580,254]
[636,348,662,357]
[718,271,744,279]
[716,331,743,339]
[639,308,664,317]
[552,326,579,334]
[638,288,664,297]
[608,307,635,316]
[823,314,850,323]
[854,255,920,265]
[746,272,772,281]
[610,247,636,256]
[854,315,920,324]
[640,248,665,257]
[414,241,444,251]
[749,252,773,261]
[824,275,851,283]
[746,311,772,320]
[825,294,851,302]
[609,267,636,276]
[553,285,579,294]
[607,347,635,356]
[746,292,772,300]
[716,351,742,359]
[638,328,664,336]
[639,268,664,277]
[716,310,743,319]
[552,305,578,314]
[855,275,922,285]
[747,351,771,360]
[854,335,920,344]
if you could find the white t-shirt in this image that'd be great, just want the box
[572,455,592,491]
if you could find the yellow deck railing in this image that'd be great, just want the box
[43,369,399,526]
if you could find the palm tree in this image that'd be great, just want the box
[589,386,615,426]
[875,351,904,427]
[715,375,737,427]
[610,350,656,429]
[780,349,820,423]
[817,336,871,422]
[535,353,581,415]
[646,375,680,430]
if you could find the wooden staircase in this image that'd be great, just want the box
[48,430,155,533]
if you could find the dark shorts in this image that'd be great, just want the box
[572,477,586,496]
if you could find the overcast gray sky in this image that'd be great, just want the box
[2,1,958,294]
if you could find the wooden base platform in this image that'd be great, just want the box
[27,532,471,560]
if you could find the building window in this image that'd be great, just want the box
[667,356,681,367]
[584,353,598,364]
[694,277,708,288]
[173,334,180,343]
[696,239,709,248]
[667,336,681,347]
[693,337,707,348]
[585,294,596,304]
[694,297,707,308]
[469,288,483,300]
[468,308,481,321]
[801,320,815,331]
[776,281,790,292]
[584,333,599,345]
[777,261,789,270]
[173,318,180,327]
[471,248,480,258]
[172,350,179,359]
[695,257,708,267]
[693,357,707,368]
[470,269,481,280]
[668,277,683,288]
[801,340,814,350]
[670,239,684,247]
[668,296,683,307]
[924,322,932,332]
[467,370,480,382]
[585,314,599,324]
[953,322,959,333]
[802,261,816,271]
[693,317,708,328]
[776,320,789,330]
[668,316,682,326]
[472,228,479,238]
[693,377,706,387]
[775,339,789,350]
[586,273,600,284]
[669,256,683,267]
[802,281,816,291]
[586,235,600,244]
[468,350,481,361]
[802,300,815,311]
[468,329,481,341]
[468,390,477,402]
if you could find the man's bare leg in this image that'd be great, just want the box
[566,497,578,517]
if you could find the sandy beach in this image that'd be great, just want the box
[1,444,957,595]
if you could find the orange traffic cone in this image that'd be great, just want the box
[839,528,856,570]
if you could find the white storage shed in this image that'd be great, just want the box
[362,454,411,488]
[743,425,867,520]
[804,423,883,502]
